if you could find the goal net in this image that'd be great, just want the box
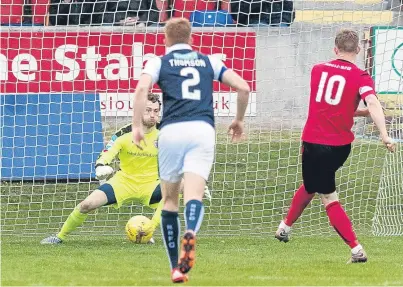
[1,0,402,238]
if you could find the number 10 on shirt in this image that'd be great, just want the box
[316,72,346,106]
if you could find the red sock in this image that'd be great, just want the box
[326,201,359,248]
[284,185,315,226]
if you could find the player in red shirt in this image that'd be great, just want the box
[275,29,396,263]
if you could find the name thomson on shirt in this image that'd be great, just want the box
[169,52,207,67]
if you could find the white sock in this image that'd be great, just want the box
[351,244,363,255]
[279,220,291,233]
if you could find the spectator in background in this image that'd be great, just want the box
[48,0,103,25]
[48,0,293,26]
[48,0,165,26]
[101,0,162,26]
[48,0,74,25]
[170,0,231,21]
[230,0,294,27]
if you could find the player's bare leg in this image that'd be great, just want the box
[78,189,109,213]
[177,172,206,274]
[321,192,367,263]
[160,180,187,283]
[40,190,108,244]
[275,184,315,242]
[179,179,213,202]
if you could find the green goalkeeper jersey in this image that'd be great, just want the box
[96,124,159,183]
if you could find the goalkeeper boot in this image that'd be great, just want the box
[171,268,188,283]
[40,235,63,245]
[348,248,367,264]
[178,231,196,274]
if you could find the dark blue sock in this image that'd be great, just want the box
[185,199,204,233]
[161,210,180,270]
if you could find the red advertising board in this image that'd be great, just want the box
[0,32,256,94]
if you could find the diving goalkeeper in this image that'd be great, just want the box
[41,93,211,245]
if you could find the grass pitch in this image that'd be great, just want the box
[2,235,403,286]
[1,133,402,286]
[2,139,399,237]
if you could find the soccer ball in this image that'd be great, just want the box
[125,215,154,244]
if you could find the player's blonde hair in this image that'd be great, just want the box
[335,29,359,53]
[164,18,192,45]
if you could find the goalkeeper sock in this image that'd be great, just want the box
[184,199,204,234]
[57,207,88,241]
[161,210,180,270]
[150,201,163,229]
[284,185,314,226]
[326,201,359,248]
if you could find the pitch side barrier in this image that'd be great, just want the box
[1,26,401,181]
[0,26,257,181]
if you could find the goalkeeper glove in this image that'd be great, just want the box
[95,165,114,180]
[204,185,212,202]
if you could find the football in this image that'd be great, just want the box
[125,215,154,244]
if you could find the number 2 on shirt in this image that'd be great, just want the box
[181,67,201,100]
[315,72,346,105]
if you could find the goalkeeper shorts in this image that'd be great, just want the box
[98,171,161,209]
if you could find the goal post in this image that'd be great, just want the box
[1,5,402,238]
[366,26,403,236]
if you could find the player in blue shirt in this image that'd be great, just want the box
[132,18,250,283]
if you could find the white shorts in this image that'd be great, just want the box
[158,121,215,183]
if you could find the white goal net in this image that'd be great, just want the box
[1,0,402,238]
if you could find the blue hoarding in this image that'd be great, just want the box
[1,94,104,180]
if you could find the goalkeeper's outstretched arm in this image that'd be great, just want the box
[95,132,124,180]
[96,138,123,166]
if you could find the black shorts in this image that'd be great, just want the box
[302,141,351,194]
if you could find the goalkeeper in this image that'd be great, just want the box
[41,93,211,245]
